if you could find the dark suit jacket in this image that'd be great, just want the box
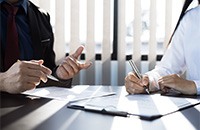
[0,1,72,87]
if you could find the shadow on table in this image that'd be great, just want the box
[34,105,117,130]
[180,105,200,130]
[0,92,50,128]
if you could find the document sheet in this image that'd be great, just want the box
[68,87,200,120]
[22,85,115,102]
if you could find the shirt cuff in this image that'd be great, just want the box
[193,80,200,95]
[52,66,73,87]
[145,73,160,92]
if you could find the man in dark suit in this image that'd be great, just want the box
[0,0,92,94]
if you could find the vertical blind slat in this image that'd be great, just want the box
[117,0,126,85]
[70,0,80,52]
[85,0,95,85]
[102,0,111,85]
[133,0,142,71]
[54,0,65,64]
[164,0,172,49]
[70,0,80,84]
[149,0,157,70]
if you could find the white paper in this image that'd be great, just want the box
[22,85,115,102]
[84,87,200,117]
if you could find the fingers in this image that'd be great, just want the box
[26,60,52,75]
[158,74,177,87]
[68,56,92,69]
[17,76,41,93]
[64,56,80,73]
[69,45,92,69]
[57,55,92,79]
[26,76,41,86]
[159,75,197,95]
[158,74,180,93]
[57,49,92,80]
[142,75,149,86]
[56,65,69,79]
[125,72,147,94]
[3,59,59,94]
[79,61,92,69]
[159,83,170,93]
[31,59,44,65]
[158,76,171,93]
[18,60,52,83]
[71,45,84,59]
[26,68,47,83]
[56,57,80,80]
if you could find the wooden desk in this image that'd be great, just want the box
[0,86,200,130]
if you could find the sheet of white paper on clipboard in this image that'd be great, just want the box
[68,87,200,120]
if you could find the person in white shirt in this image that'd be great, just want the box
[125,0,200,95]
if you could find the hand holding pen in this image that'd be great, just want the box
[125,60,150,94]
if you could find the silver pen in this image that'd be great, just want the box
[47,75,59,82]
[17,60,59,82]
[128,60,150,94]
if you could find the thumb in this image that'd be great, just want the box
[71,45,84,59]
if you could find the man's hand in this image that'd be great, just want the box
[56,45,92,80]
[0,60,52,94]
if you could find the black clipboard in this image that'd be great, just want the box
[67,93,200,121]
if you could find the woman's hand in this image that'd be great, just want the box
[158,74,197,95]
[125,72,149,94]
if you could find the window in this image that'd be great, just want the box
[30,0,198,85]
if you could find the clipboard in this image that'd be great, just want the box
[67,100,164,120]
[67,89,200,121]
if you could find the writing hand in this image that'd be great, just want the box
[125,72,149,94]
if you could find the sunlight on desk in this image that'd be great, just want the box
[59,110,82,130]
[115,87,199,118]
[161,112,197,129]
[110,116,143,130]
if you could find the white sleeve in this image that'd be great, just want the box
[145,13,188,91]
[193,80,200,95]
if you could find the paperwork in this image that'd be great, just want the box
[68,87,200,120]
[22,85,115,102]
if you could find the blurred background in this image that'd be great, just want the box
[30,0,198,86]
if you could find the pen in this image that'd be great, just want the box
[128,60,150,94]
[47,74,59,82]
[18,60,59,82]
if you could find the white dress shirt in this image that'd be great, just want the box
[146,5,200,95]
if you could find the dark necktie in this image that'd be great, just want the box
[4,4,19,71]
